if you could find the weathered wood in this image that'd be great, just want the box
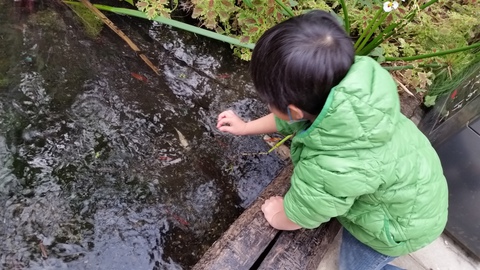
[192,164,294,270]
[194,142,341,270]
[257,219,341,270]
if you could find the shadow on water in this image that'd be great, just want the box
[0,2,285,269]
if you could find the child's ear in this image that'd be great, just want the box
[287,104,304,120]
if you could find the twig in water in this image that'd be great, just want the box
[267,134,293,154]
[241,152,269,156]
[78,0,160,75]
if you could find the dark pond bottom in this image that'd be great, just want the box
[0,2,285,269]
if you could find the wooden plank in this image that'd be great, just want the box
[258,219,341,270]
[192,164,294,270]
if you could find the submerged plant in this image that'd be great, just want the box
[67,4,104,37]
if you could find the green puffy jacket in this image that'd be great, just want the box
[276,56,448,256]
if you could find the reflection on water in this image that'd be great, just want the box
[0,3,285,270]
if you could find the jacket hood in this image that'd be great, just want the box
[296,56,401,151]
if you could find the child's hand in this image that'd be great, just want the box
[261,196,302,230]
[261,196,285,225]
[216,110,247,135]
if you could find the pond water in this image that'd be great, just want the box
[0,2,285,269]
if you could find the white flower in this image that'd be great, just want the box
[383,1,399,12]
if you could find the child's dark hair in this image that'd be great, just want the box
[250,10,355,115]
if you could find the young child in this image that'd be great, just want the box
[216,10,448,270]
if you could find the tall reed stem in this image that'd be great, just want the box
[356,12,388,53]
[338,0,350,34]
[275,0,294,17]
[384,43,480,62]
[354,7,382,49]
[358,0,440,55]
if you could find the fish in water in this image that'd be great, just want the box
[217,73,230,79]
[165,207,189,227]
[130,72,148,82]
[174,128,190,150]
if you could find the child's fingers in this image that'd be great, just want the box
[217,110,235,122]
[216,117,231,128]
[218,125,233,133]
[217,112,227,122]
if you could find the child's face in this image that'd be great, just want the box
[268,104,290,122]
[269,104,313,123]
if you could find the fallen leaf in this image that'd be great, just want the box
[174,128,190,150]
[167,158,182,165]
[263,137,281,142]
[39,241,48,258]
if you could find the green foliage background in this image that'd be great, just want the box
[111,0,480,100]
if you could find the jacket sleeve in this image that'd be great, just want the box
[283,158,357,229]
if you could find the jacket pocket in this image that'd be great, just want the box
[384,216,400,245]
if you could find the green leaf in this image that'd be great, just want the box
[274,0,294,17]
[424,95,437,107]
[219,10,229,22]
[368,46,385,63]
[147,7,156,18]
[221,0,234,8]
[245,18,256,25]
[289,0,298,7]
[369,46,384,57]
[248,26,259,34]
[192,7,203,18]
[243,0,254,8]
[136,1,148,9]
[240,36,250,43]
[416,87,427,93]
[358,0,374,8]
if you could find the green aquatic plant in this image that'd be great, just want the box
[63,2,255,50]
[67,3,104,37]
[0,77,9,88]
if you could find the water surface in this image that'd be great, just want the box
[0,3,285,269]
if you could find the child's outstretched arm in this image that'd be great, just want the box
[216,110,278,135]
